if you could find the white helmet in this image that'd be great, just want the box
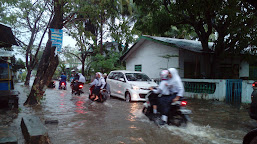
[160,70,169,80]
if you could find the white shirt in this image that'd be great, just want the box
[153,80,170,95]
[90,78,98,87]
[97,77,106,89]
[78,73,86,83]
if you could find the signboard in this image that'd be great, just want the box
[50,28,63,52]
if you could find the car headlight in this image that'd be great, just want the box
[131,85,140,90]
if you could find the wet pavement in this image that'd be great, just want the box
[1,80,257,144]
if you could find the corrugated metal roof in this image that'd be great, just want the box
[120,35,214,61]
[145,35,213,53]
[0,23,18,48]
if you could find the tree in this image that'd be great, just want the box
[64,0,137,75]
[11,57,25,72]
[65,20,93,76]
[89,52,125,74]
[24,0,66,106]
[1,0,53,86]
[134,0,257,78]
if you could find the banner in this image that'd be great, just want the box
[50,28,63,52]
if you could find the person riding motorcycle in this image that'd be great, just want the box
[89,73,99,99]
[149,70,170,115]
[59,73,67,89]
[73,73,86,92]
[100,73,110,101]
[91,72,106,101]
[156,68,184,125]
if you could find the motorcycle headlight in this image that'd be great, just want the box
[131,85,140,90]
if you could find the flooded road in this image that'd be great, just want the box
[2,81,257,144]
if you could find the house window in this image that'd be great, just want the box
[250,66,257,80]
[135,65,142,72]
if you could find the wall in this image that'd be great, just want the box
[240,61,249,78]
[182,78,253,104]
[126,40,179,79]
[182,79,226,101]
[242,80,254,103]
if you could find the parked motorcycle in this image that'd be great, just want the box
[71,82,84,96]
[59,81,66,90]
[47,80,55,88]
[249,81,257,120]
[142,91,192,126]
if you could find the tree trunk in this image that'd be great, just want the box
[81,60,85,76]
[210,33,225,79]
[24,41,59,105]
[24,69,32,86]
[24,0,63,106]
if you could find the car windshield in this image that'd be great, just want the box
[125,73,151,81]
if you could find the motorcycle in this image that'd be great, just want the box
[71,82,84,96]
[89,85,108,103]
[142,91,192,127]
[47,80,55,88]
[249,81,257,120]
[59,81,66,90]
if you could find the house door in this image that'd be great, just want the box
[226,79,242,107]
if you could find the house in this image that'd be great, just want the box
[121,35,256,104]
[121,35,250,80]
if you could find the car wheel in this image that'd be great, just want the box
[125,92,131,103]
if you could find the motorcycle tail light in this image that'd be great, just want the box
[61,82,65,85]
[79,85,83,88]
[181,101,187,106]
[253,82,257,87]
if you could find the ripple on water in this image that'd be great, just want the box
[164,123,243,144]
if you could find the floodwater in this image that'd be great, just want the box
[1,79,257,144]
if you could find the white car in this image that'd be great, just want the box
[107,70,158,102]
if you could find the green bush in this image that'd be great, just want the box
[20,72,27,82]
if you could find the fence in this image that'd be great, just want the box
[182,79,253,104]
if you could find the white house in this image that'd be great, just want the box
[121,35,250,80]
[121,35,254,104]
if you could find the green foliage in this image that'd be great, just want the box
[134,0,257,55]
[20,71,27,82]
[90,52,125,74]
[11,57,25,72]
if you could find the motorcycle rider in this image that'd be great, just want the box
[101,73,111,101]
[59,73,67,89]
[89,73,99,99]
[156,68,184,125]
[149,70,170,115]
[73,73,86,92]
[91,72,106,101]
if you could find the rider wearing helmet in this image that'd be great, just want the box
[59,73,67,89]
[157,68,184,125]
[150,70,170,115]
[91,72,106,101]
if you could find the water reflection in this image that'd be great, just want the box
[127,103,141,122]
[59,92,65,109]
[75,99,88,114]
